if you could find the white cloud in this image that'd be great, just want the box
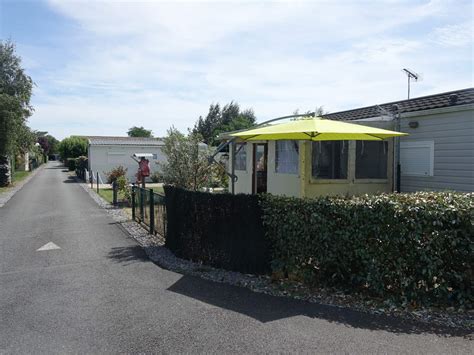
[25,0,474,139]
[432,22,474,47]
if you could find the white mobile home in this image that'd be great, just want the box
[86,136,166,183]
[324,87,474,193]
[223,87,473,197]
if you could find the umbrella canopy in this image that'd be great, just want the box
[230,118,408,141]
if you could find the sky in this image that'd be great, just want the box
[0,0,472,140]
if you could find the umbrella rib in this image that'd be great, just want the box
[303,132,319,139]
[365,133,384,140]
[241,134,261,140]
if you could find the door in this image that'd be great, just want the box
[252,143,268,194]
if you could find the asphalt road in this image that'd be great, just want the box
[0,162,471,354]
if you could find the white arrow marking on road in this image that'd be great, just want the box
[37,242,61,251]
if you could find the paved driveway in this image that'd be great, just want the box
[0,162,471,354]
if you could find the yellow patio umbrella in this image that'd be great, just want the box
[230,117,408,141]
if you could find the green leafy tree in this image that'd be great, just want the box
[0,40,34,186]
[293,106,328,117]
[160,127,209,191]
[127,126,153,137]
[58,136,88,161]
[193,101,256,146]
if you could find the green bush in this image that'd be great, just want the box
[260,192,473,309]
[105,165,127,184]
[150,171,163,183]
[116,175,131,201]
[75,156,88,170]
[58,136,88,161]
[66,158,76,171]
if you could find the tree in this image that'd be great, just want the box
[37,134,59,156]
[127,126,153,137]
[58,136,88,161]
[0,40,34,186]
[193,101,256,146]
[160,127,210,191]
[293,106,328,117]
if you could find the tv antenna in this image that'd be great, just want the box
[402,68,420,100]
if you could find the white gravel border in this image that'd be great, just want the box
[78,178,472,331]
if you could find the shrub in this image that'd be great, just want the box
[260,192,473,309]
[58,136,88,161]
[75,156,88,171]
[151,171,163,183]
[164,185,270,274]
[105,165,127,184]
[66,158,76,171]
[116,175,131,201]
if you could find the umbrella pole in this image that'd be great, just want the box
[231,142,235,194]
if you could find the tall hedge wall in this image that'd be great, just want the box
[260,192,473,308]
[164,186,270,274]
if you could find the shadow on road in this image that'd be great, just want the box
[46,166,68,171]
[167,274,471,338]
[63,176,80,183]
[107,246,151,265]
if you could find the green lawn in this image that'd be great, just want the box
[0,170,31,193]
[97,188,119,204]
[97,186,164,204]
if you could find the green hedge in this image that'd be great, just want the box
[260,192,473,308]
[66,158,76,171]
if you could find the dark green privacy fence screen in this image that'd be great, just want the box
[164,186,271,274]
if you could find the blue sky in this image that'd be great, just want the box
[1,0,472,139]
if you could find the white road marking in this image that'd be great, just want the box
[37,242,61,251]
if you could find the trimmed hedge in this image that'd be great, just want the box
[66,158,76,171]
[260,192,473,308]
[164,186,270,274]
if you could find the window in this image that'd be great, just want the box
[234,143,247,171]
[275,140,299,174]
[312,141,348,179]
[355,141,388,179]
[400,141,434,176]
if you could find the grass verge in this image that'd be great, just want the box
[0,170,32,193]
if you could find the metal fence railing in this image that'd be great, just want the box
[131,185,166,237]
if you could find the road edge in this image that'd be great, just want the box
[75,177,473,334]
[0,164,46,208]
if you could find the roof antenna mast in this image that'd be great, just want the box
[402,68,420,100]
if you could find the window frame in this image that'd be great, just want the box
[234,142,247,171]
[310,140,349,182]
[400,140,434,177]
[354,141,389,181]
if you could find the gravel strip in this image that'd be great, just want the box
[78,179,473,331]
[0,165,45,208]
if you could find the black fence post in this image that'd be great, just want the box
[131,184,136,221]
[96,172,99,194]
[112,180,117,206]
[149,189,155,235]
[139,188,144,221]
[90,170,93,189]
